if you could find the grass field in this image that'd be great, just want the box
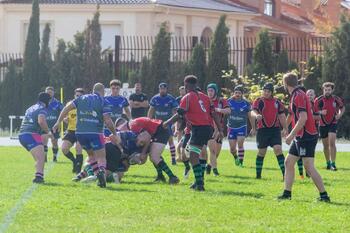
[0,146,349,233]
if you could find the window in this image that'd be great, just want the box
[174,25,183,37]
[22,22,54,53]
[264,0,275,16]
[101,24,122,50]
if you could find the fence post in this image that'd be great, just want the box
[192,36,198,48]
[114,35,121,79]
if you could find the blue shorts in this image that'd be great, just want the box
[76,133,105,151]
[167,124,174,137]
[227,126,247,140]
[19,133,43,151]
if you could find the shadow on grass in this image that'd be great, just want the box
[128,174,154,179]
[206,190,264,199]
[42,182,63,187]
[105,186,156,193]
[122,180,160,185]
[221,175,256,180]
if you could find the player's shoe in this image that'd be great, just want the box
[72,176,81,182]
[33,176,44,184]
[326,164,332,170]
[81,175,97,183]
[190,183,197,189]
[184,168,191,179]
[256,174,262,179]
[206,165,211,175]
[97,170,106,188]
[195,185,205,192]
[154,174,166,183]
[330,165,337,171]
[169,176,180,185]
[238,161,244,167]
[317,196,331,203]
[234,156,239,166]
[53,154,58,162]
[277,194,291,200]
[171,158,177,165]
[213,168,219,176]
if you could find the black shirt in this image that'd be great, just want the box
[129,93,148,119]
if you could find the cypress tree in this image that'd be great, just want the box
[39,23,53,87]
[188,43,206,89]
[253,29,274,77]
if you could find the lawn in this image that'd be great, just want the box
[0,146,349,233]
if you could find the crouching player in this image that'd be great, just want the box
[19,92,51,183]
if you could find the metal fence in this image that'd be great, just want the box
[0,53,23,82]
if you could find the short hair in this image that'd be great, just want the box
[134,82,141,86]
[75,88,84,94]
[179,86,185,90]
[283,72,298,88]
[184,75,198,85]
[93,83,105,93]
[45,86,54,92]
[110,79,121,87]
[306,89,315,94]
[322,82,335,90]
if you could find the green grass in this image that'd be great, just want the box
[0,147,349,233]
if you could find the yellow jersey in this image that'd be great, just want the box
[67,104,77,131]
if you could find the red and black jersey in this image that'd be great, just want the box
[289,87,318,140]
[179,91,214,127]
[129,117,162,136]
[211,97,228,128]
[252,97,285,129]
[314,95,344,126]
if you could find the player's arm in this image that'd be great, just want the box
[38,114,50,134]
[278,113,288,135]
[248,111,256,132]
[336,104,345,120]
[286,113,292,126]
[215,107,231,115]
[103,114,117,135]
[147,106,155,119]
[141,99,149,108]
[124,106,131,120]
[286,111,307,145]
[53,102,75,132]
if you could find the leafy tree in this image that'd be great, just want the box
[253,29,274,77]
[188,43,206,89]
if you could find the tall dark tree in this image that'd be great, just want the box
[22,0,40,108]
[39,23,53,86]
[208,15,229,87]
[188,43,206,89]
[150,22,171,93]
[253,29,274,77]
[275,50,289,73]
[139,56,152,94]
[322,15,350,138]
[304,55,322,94]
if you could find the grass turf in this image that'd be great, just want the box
[0,146,349,233]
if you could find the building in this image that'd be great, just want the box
[0,0,257,53]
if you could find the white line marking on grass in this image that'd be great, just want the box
[0,161,56,233]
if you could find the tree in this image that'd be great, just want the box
[304,55,322,94]
[150,22,171,93]
[322,15,350,138]
[39,23,53,87]
[208,15,229,87]
[253,29,274,77]
[139,56,152,95]
[0,62,23,129]
[188,43,206,89]
[22,0,40,108]
[275,50,289,73]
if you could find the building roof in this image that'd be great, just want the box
[341,0,350,9]
[0,0,257,13]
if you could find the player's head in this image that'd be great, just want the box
[306,89,316,102]
[74,88,84,99]
[136,131,151,147]
[179,86,186,96]
[115,117,129,131]
[110,79,121,96]
[93,83,105,96]
[38,92,51,107]
[184,75,198,91]
[283,72,298,94]
[263,82,274,98]
[45,86,54,99]
[322,82,334,97]
[134,82,142,93]
[233,85,244,99]
[158,83,168,96]
[207,83,218,99]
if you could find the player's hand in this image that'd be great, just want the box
[281,129,288,138]
[215,131,224,142]
[335,114,341,120]
[256,114,263,121]
[250,128,256,136]
[320,109,327,115]
[109,134,120,145]
[52,123,59,133]
[215,108,221,113]
[285,134,294,145]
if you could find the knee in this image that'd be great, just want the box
[284,157,293,168]
[230,148,237,155]
[61,147,69,154]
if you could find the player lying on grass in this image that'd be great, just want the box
[73,130,151,184]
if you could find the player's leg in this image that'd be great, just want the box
[199,145,208,178]
[94,147,107,188]
[256,129,268,178]
[278,153,299,200]
[328,132,337,170]
[297,158,304,178]
[237,136,246,167]
[228,128,239,166]
[212,141,222,176]
[320,126,331,169]
[51,137,59,162]
[182,134,191,179]
[61,139,76,172]
[256,148,267,179]
[168,135,176,165]
[75,142,84,173]
[176,131,183,162]
[41,134,49,162]
[272,144,285,178]
[206,139,216,175]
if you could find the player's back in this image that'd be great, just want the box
[181,91,212,126]
[20,103,47,134]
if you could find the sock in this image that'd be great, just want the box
[44,145,48,155]
[297,159,304,176]
[89,161,99,175]
[77,170,87,179]
[320,191,329,198]
[63,151,75,163]
[170,144,176,160]
[192,164,203,186]
[327,161,331,167]
[183,160,191,170]
[256,155,264,178]
[35,172,44,178]
[213,168,218,174]
[232,150,237,159]
[98,162,106,172]
[283,189,291,197]
[158,160,175,178]
[199,159,207,177]
[153,162,163,177]
[52,147,58,156]
[238,148,244,164]
[84,164,95,177]
[331,161,336,167]
[276,154,285,176]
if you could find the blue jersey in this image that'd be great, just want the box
[117,131,141,155]
[149,94,178,121]
[227,97,251,128]
[73,94,112,134]
[46,98,63,128]
[104,95,129,122]
[20,103,47,134]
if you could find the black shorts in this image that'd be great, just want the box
[182,133,191,149]
[190,125,214,147]
[319,124,337,139]
[62,130,77,144]
[105,143,127,173]
[289,137,318,158]
[152,125,170,145]
[256,128,282,149]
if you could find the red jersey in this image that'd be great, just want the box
[314,95,344,126]
[129,117,162,136]
[211,97,228,128]
[289,87,318,140]
[180,91,214,127]
[252,97,285,129]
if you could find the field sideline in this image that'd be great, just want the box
[0,146,349,233]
